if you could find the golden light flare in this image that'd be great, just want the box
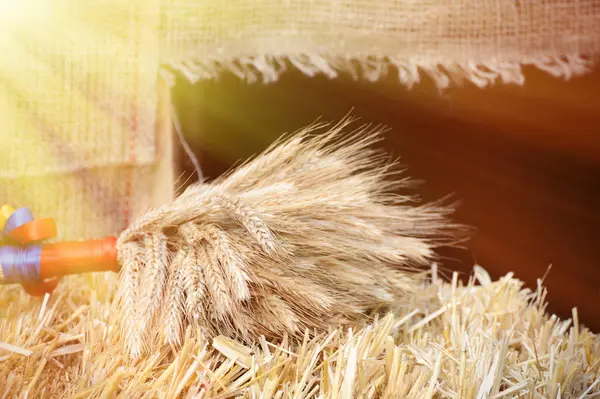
[0,1,159,237]
[0,0,50,28]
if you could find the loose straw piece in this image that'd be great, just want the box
[0,342,32,357]
[50,344,85,357]
[212,336,253,369]
[408,303,460,333]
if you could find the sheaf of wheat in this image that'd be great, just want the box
[115,117,463,358]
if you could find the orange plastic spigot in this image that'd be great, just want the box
[39,236,119,280]
[18,236,119,297]
[0,204,120,297]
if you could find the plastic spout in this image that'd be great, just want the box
[39,236,119,280]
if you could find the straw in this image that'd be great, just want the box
[0,265,598,397]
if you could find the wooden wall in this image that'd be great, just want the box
[172,64,600,333]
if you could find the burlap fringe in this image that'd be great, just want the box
[163,53,594,89]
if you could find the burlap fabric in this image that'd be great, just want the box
[1,0,598,240]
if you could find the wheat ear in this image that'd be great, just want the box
[163,249,186,347]
[202,246,233,322]
[138,232,169,336]
[181,223,232,321]
[196,223,250,303]
[181,246,206,323]
[256,295,299,335]
[210,193,279,255]
[118,243,144,358]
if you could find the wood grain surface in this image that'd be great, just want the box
[172,64,600,332]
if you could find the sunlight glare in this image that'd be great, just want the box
[0,0,51,28]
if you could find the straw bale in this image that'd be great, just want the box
[1,266,598,398]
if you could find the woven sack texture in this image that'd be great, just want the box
[1,0,598,239]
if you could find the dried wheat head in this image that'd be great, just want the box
[115,117,464,358]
